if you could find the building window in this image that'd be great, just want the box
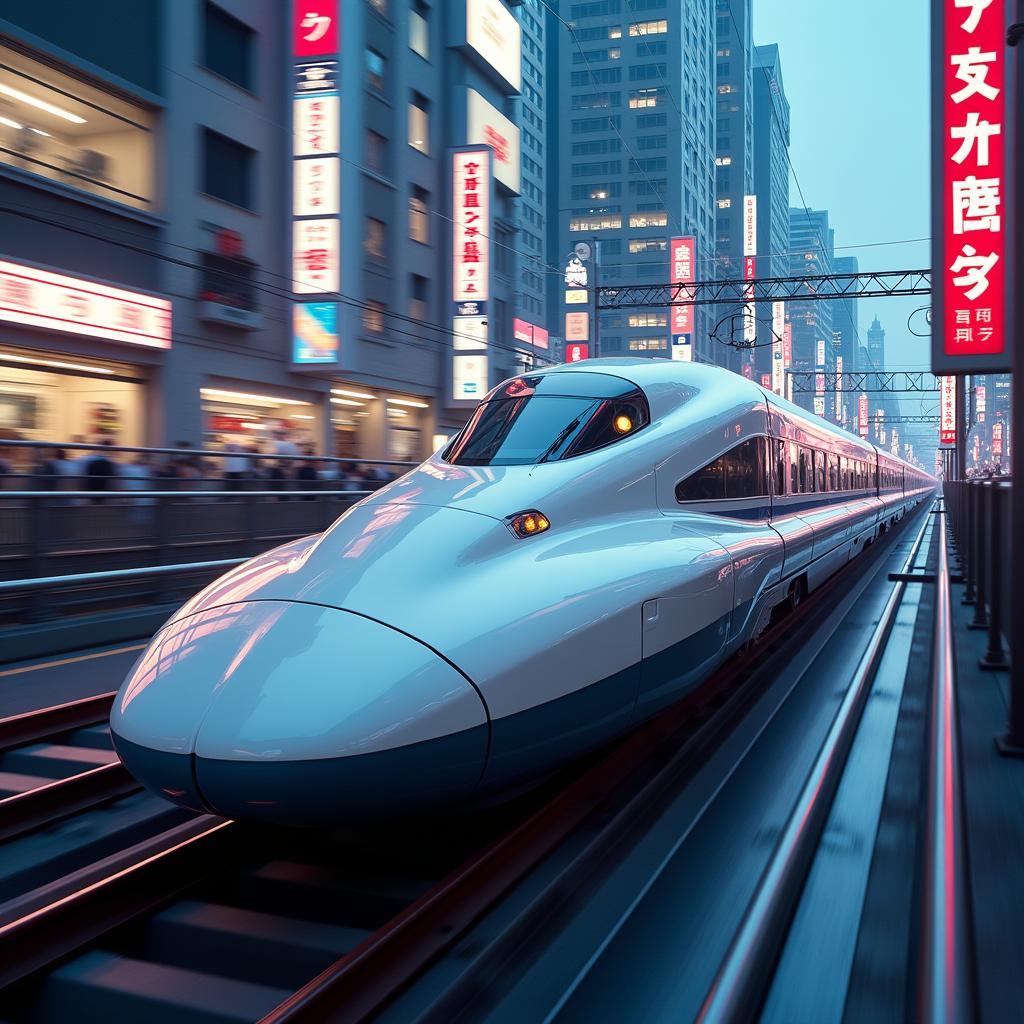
[203,3,254,90]
[366,49,386,92]
[410,274,428,321]
[569,215,622,231]
[0,42,155,210]
[628,212,667,227]
[410,4,429,59]
[409,188,429,243]
[716,198,732,209]
[629,19,667,35]
[366,130,387,174]
[715,156,732,166]
[203,129,255,209]
[200,251,255,310]
[628,337,667,351]
[629,88,662,109]
[364,217,386,260]
[363,299,386,334]
[628,239,666,254]
[408,94,429,154]
[628,312,667,327]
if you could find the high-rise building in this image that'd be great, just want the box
[866,314,886,369]
[751,42,790,386]
[713,0,754,375]
[831,255,860,429]
[554,0,717,362]
[513,0,551,360]
[788,207,835,415]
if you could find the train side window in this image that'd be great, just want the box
[816,450,827,493]
[721,438,770,498]
[675,455,726,501]
[790,441,799,495]
[798,446,813,493]
[774,439,787,496]
[828,454,839,492]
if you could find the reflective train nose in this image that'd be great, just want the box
[110,601,489,824]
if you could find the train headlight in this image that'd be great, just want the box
[508,510,550,538]
[613,414,633,434]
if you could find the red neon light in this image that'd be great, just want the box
[670,237,695,334]
[294,1,339,57]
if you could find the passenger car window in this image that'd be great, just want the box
[799,447,813,493]
[815,450,827,493]
[789,441,799,495]
[675,437,769,502]
[828,454,839,492]
[774,439,787,496]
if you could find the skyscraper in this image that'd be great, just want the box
[713,0,754,375]
[554,0,717,362]
[788,207,835,415]
[751,42,790,385]
[832,255,860,429]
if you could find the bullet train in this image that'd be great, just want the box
[111,360,934,824]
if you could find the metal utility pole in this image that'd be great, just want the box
[1002,2,1024,754]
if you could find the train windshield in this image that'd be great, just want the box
[445,373,650,466]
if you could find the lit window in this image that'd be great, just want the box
[717,198,732,209]
[363,300,386,334]
[629,20,668,36]
[715,156,732,166]
[628,239,667,254]
[569,215,622,231]
[629,88,659,109]
[628,313,667,327]
[410,5,429,59]
[364,217,386,260]
[608,26,622,39]
[409,189,428,243]
[718,85,733,94]
[0,42,155,210]
[408,95,429,154]
[716,47,731,56]
[628,337,667,351]
[628,212,667,227]
[609,47,621,59]
[590,188,609,199]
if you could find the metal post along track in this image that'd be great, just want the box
[697,505,935,1024]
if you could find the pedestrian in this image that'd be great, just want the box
[84,439,118,501]
[295,447,320,499]
[121,451,157,527]
[222,441,249,491]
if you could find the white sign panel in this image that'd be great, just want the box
[466,89,521,195]
[293,219,339,294]
[293,95,339,156]
[453,351,489,400]
[466,0,522,92]
[452,150,491,303]
[743,195,757,257]
[0,259,172,349]
[771,301,785,394]
[453,315,488,351]
[293,157,339,217]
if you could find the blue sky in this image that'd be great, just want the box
[754,0,932,385]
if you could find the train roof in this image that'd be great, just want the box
[535,358,929,475]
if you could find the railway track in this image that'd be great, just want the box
[0,693,138,842]
[0,506,927,1023]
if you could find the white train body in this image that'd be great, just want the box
[111,360,934,824]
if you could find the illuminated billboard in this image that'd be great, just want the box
[293,157,339,217]
[466,89,521,194]
[0,259,171,349]
[293,302,338,363]
[743,195,756,343]
[566,343,590,362]
[564,312,589,342]
[452,149,491,303]
[940,375,957,444]
[670,237,695,335]
[294,95,339,156]
[466,0,522,92]
[932,0,1008,372]
[293,0,338,57]
[771,301,785,394]
[293,219,339,294]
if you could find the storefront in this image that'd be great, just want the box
[328,381,432,463]
[200,384,323,454]
[0,346,147,450]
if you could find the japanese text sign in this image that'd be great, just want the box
[670,237,695,335]
[932,0,1008,372]
[294,1,338,57]
[452,150,491,303]
[940,375,958,443]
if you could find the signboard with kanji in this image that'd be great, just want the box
[670,237,695,336]
[452,149,492,303]
[940,374,958,443]
[931,0,1009,372]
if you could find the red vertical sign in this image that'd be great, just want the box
[294,1,339,56]
[939,375,958,443]
[670,237,695,335]
[933,0,1008,372]
[566,343,590,362]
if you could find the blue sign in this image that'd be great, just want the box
[293,302,338,363]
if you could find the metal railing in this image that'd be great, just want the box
[920,502,972,1024]
[944,476,1018,750]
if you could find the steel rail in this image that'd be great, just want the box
[696,504,932,1024]
[261,504,932,1024]
[0,559,248,595]
[0,816,233,988]
[919,507,972,1023]
[0,692,117,750]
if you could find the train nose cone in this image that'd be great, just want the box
[110,601,489,824]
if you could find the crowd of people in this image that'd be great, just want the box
[0,430,397,495]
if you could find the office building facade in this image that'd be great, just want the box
[554,0,717,363]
